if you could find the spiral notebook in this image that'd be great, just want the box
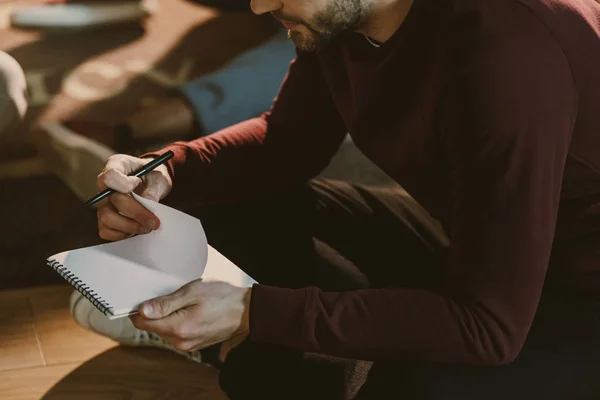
[46,193,257,319]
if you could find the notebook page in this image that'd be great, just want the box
[52,248,187,319]
[88,193,209,283]
[48,193,256,319]
[48,193,208,318]
[203,245,257,287]
[133,193,256,287]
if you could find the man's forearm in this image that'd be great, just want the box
[144,114,347,208]
[247,284,531,366]
[142,51,348,208]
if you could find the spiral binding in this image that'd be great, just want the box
[47,259,112,316]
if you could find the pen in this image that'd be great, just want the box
[83,150,174,207]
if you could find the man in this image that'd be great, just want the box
[70,0,600,398]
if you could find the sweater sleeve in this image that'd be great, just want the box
[147,50,347,207]
[248,14,578,365]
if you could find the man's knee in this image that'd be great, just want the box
[218,341,304,400]
[219,341,369,400]
[0,52,27,138]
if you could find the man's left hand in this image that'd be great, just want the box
[130,280,252,353]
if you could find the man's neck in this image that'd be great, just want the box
[358,0,414,44]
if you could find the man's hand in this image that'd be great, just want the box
[96,154,173,241]
[130,280,252,354]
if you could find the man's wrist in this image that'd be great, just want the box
[240,286,252,335]
[138,150,176,182]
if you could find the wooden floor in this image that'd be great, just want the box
[0,284,228,400]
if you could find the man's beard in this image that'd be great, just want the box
[287,0,368,52]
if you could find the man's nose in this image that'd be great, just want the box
[250,0,282,15]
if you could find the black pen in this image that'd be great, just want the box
[83,150,174,207]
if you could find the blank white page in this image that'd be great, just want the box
[51,248,187,318]
[47,193,207,318]
[47,193,256,319]
[202,245,257,288]
[99,193,208,283]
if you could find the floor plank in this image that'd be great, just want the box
[0,323,44,372]
[0,288,44,371]
[41,347,227,400]
[2,284,227,399]
[29,285,117,365]
[1,349,226,400]
[0,362,81,400]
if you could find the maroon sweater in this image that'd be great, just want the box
[151,0,600,365]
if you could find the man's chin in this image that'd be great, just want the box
[289,30,321,52]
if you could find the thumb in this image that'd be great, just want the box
[139,188,160,203]
[139,171,171,202]
[98,168,142,193]
[99,154,146,193]
[140,286,193,319]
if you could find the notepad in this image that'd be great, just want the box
[46,193,257,319]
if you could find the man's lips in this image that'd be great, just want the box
[281,20,298,29]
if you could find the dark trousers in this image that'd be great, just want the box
[192,179,600,400]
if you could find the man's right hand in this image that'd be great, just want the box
[96,154,173,241]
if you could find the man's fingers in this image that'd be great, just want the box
[130,308,191,338]
[110,193,160,230]
[140,284,196,320]
[98,224,131,241]
[129,315,209,352]
[98,204,147,235]
[97,155,171,208]
[129,313,173,337]
[103,154,146,175]
[138,171,171,202]
[98,154,146,192]
[98,168,142,193]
